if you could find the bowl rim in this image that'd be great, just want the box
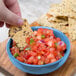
[6,26,71,67]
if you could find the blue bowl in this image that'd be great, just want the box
[6,26,71,74]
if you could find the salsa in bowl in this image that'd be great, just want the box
[10,28,66,65]
[7,26,70,74]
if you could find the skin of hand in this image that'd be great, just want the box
[0,0,24,27]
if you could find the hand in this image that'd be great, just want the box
[0,0,24,27]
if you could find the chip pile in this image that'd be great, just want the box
[36,0,76,41]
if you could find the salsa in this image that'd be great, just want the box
[10,28,66,65]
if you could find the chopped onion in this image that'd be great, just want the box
[33,31,37,35]
[50,36,53,39]
[38,56,41,59]
[37,40,42,43]
[37,36,41,39]
[47,41,53,47]
[49,48,55,52]
[37,40,45,43]
[40,40,45,43]
[58,41,64,46]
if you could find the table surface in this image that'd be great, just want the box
[0,34,76,76]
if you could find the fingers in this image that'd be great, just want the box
[0,8,23,26]
[0,0,23,26]
[4,0,21,16]
[6,24,10,28]
[0,21,4,27]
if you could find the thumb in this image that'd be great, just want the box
[0,1,24,26]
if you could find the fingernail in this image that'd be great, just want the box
[18,19,24,26]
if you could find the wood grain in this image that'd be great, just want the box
[0,28,76,76]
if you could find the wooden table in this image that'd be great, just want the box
[0,37,76,76]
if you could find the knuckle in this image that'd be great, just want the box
[6,0,17,7]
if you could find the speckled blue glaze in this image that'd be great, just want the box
[6,26,71,74]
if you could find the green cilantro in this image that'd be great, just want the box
[14,53,19,58]
[60,54,63,58]
[55,43,58,48]
[25,47,31,50]
[30,38,34,44]
[41,35,45,39]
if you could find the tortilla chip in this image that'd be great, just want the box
[37,14,69,33]
[48,2,69,17]
[12,27,33,50]
[9,19,33,50]
[9,19,29,37]
[68,18,76,41]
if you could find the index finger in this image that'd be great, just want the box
[4,0,21,16]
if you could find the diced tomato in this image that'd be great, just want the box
[37,28,43,36]
[47,41,55,47]
[10,47,15,51]
[19,51,25,56]
[26,37,30,44]
[50,35,54,38]
[23,45,29,51]
[38,60,44,65]
[33,57,38,64]
[44,51,50,57]
[33,38,38,42]
[38,43,46,51]
[11,28,66,65]
[11,50,15,55]
[62,43,66,51]
[49,48,58,57]
[41,51,45,55]
[61,53,64,56]
[13,41,16,46]
[41,56,45,62]
[38,28,43,33]
[27,56,34,64]
[45,58,50,64]
[15,47,19,53]
[56,37,61,42]
[52,51,58,57]
[10,47,19,55]
[51,58,56,63]
[47,53,55,59]
[29,51,37,56]
[24,54,32,59]
[47,30,54,36]
[56,56,61,60]
[11,47,15,55]
[37,35,41,39]
[49,48,55,53]
[57,42,66,51]
[44,38,50,43]
[31,46,37,52]
[57,45,62,51]
[16,56,24,62]
[52,39,57,43]
[33,31,37,35]
[42,29,47,35]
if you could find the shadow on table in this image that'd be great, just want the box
[0,67,13,76]
[25,72,53,76]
